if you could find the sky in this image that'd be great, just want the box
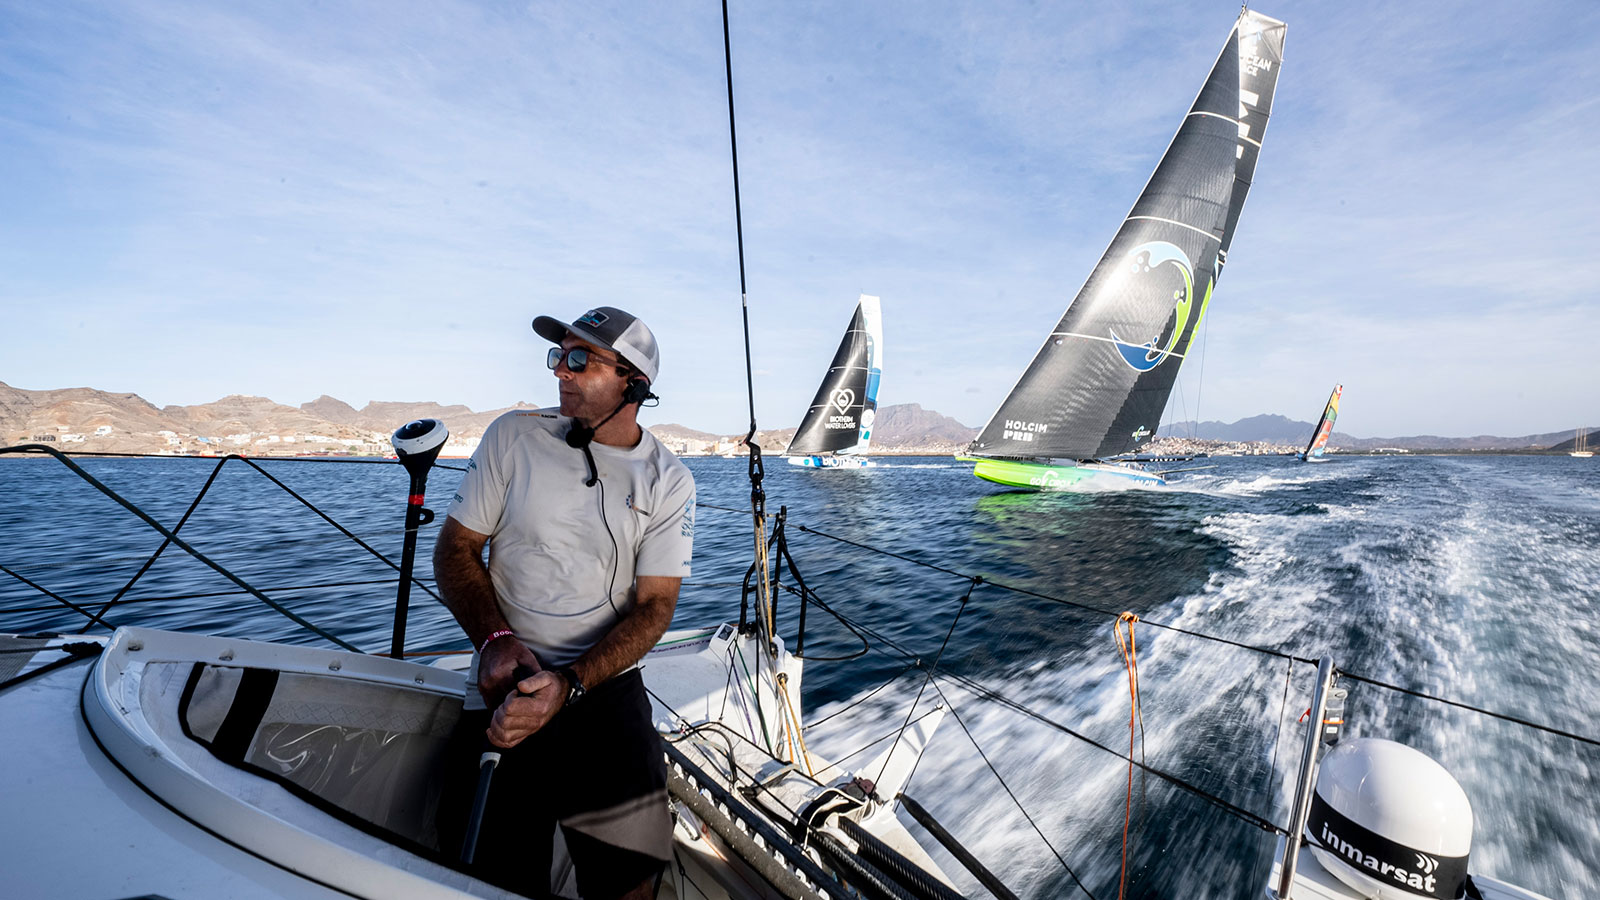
[2,1,1597,439]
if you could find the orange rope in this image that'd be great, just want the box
[1113,611,1140,900]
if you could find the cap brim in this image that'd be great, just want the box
[531,316,569,344]
[532,316,623,365]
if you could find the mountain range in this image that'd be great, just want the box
[1,381,1591,455]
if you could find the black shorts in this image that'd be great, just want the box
[437,668,670,899]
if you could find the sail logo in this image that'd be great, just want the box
[1109,241,1200,373]
[830,388,855,413]
[1132,426,1151,442]
[1003,420,1047,442]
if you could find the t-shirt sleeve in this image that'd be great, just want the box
[636,465,694,577]
[446,416,509,537]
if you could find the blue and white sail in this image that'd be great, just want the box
[786,294,883,468]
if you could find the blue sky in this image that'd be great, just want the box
[3,1,1596,438]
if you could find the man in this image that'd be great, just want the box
[434,306,694,899]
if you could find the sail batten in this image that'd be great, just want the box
[971,10,1285,465]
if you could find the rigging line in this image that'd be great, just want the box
[925,677,1100,900]
[232,455,445,603]
[0,444,359,651]
[9,448,467,471]
[876,576,983,791]
[803,660,919,730]
[0,563,111,627]
[695,501,771,517]
[1264,657,1296,808]
[0,578,428,616]
[0,644,100,694]
[935,669,1284,834]
[79,453,232,632]
[813,595,1286,834]
[1338,670,1600,748]
[775,582,871,661]
[791,521,1309,664]
[1194,294,1210,430]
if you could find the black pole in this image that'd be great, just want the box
[390,419,449,660]
[391,467,436,659]
[460,664,537,864]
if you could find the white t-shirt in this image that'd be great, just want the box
[447,408,694,706]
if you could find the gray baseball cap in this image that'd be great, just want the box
[532,306,660,383]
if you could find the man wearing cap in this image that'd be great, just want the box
[434,307,694,899]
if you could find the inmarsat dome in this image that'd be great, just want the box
[1307,738,1473,899]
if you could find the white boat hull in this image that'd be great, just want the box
[1,626,952,900]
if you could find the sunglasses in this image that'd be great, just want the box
[547,346,622,373]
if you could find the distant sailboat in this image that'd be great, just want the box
[966,8,1285,491]
[784,294,882,469]
[1573,426,1593,458]
[1298,384,1342,462]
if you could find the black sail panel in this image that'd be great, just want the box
[786,306,872,455]
[972,11,1285,462]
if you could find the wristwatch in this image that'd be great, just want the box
[555,666,586,707]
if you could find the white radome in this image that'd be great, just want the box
[1310,738,1473,899]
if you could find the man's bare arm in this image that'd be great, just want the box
[433,516,540,707]
[567,574,681,689]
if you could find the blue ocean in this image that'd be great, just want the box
[2,453,1596,897]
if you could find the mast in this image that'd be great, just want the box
[970,10,1286,463]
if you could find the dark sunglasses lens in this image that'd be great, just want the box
[548,347,590,372]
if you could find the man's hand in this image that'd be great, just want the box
[486,669,567,748]
[477,635,542,710]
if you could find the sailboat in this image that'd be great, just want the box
[784,294,883,469]
[967,9,1285,491]
[1571,426,1593,458]
[1297,384,1343,462]
[0,6,1570,899]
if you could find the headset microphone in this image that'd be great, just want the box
[565,379,655,487]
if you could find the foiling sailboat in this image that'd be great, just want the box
[966,8,1285,491]
[1298,384,1343,462]
[784,294,883,470]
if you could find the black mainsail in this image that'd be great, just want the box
[785,295,883,457]
[971,10,1286,466]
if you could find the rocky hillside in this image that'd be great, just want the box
[0,383,973,457]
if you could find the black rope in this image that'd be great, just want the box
[792,521,1309,664]
[0,642,101,693]
[79,453,233,632]
[0,563,112,627]
[0,577,427,616]
[807,587,1288,835]
[926,677,1100,900]
[788,518,1599,746]
[1339,670,1600,748]
[877,576,982,791]
[0,445,359,651]
[776,582,870,662]
[7,448,467,471]
[803,660,919,730]
[695,500,770,517]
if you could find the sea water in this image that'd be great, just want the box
[1,453,1596,897]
